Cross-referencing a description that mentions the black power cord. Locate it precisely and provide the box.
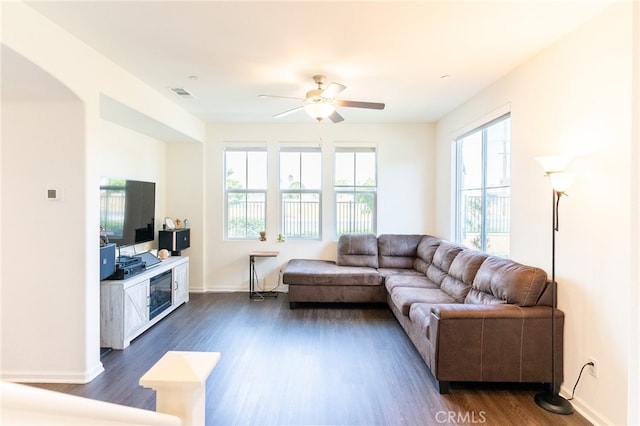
[568,361,595,401]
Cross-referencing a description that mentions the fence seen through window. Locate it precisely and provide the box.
[225,149,267,239]
[279,149,321,239]
[456,114,511,257]
[335,148,377,236]
[224,146,377,239]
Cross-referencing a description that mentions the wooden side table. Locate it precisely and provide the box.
[249,251,279,300]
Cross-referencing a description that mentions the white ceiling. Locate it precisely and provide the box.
[23,0,612,124]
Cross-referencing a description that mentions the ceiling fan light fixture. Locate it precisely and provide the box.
[262,74,384,123]
[303,98,335,120]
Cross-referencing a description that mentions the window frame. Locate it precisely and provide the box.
[223,147,268,240]
[278,147,322,240]
[334,147,377,236]
[454,113,511,256]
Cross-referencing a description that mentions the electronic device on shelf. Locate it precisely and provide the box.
[133,251,162,269]
[116,255,142,267]
[99,243,116,280]
[100,178,156,248]
[99,177,158,281]
[105,255,145,280]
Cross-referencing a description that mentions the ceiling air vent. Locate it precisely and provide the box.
[168,87,195,99]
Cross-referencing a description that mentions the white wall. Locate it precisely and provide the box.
[200,123,434,291]
[435,3,637,424]
[1,97,98,381]
[1,1,204,383]
[99,120,168,256]
[631,4,640,424]
[165,142,205,291]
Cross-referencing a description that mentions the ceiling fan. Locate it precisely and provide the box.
[259,75,385,123]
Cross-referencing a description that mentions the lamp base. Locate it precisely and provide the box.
[535,391,574,415]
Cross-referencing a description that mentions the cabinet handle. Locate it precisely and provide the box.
[174,281,178,291]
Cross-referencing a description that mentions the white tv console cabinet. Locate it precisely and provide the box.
[100,256,189,350]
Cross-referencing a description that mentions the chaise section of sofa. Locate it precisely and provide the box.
[283,259,384,308]
[283,234,386,308]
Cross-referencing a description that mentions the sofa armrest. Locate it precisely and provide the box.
[426,303,563,387]
[430,303,558,320]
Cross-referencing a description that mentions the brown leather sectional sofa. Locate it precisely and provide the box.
[281,233,563,393]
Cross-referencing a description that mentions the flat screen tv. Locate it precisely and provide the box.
[100,177,156,247]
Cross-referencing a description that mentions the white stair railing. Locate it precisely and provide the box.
[1,350,221,426]
[140,351,221,426]
[1,381,180,425]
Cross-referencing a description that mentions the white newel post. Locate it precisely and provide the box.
[139,351,221,426]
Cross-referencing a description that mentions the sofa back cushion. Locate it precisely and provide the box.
[465,256,548,306]
[440,249,488,302]
[337,234,379,268]
[425,241,464,287]
[377,234,424,269]
[413,235,442,275]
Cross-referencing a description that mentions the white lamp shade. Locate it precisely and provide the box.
[535,155,573,173]
[548,171,575,192]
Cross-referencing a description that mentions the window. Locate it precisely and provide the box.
[224,148,267,239]
[455,114,511,256]
[334,147,377,235]
[279,148,322,239]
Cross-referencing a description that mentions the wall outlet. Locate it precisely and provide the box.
[587,357,598,378]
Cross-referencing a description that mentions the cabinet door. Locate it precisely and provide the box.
[124,280,149,339]
[173,262,189,305]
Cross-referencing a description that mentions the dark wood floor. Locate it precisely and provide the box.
[31,293,590,425]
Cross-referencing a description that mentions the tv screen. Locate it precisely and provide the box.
[100,178,156,247]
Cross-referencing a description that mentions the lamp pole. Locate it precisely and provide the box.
[534,183,573,414]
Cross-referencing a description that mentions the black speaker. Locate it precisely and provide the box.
[159,228,190,255]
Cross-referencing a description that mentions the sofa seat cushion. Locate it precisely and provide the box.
[389,287,456,316]
[378,268,424,279]
[282,259,382,286]
[385,274,438,293]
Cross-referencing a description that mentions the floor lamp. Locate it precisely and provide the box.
[534,156,574,415]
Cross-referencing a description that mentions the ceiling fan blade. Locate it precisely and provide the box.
[321,82,346,99]
[273,106,304,118]
[336,100,385,110]
[328,110,344,123]
[259,94,304,101]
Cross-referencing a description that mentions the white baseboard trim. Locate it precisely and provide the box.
[192,284,288,293]
[559,386,611,425]
[1,362,105,384]
[189,286,244,293]
[568,398,612,426]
